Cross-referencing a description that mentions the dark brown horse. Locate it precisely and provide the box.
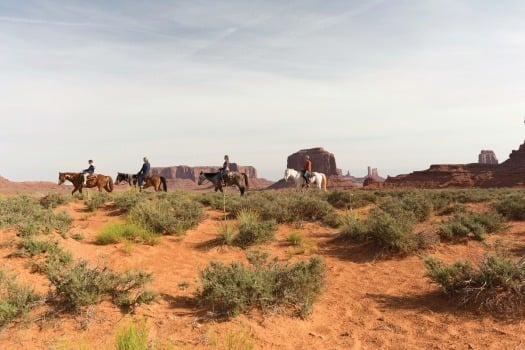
[198,171,249,196]
[115,172,167,192]
[58,172,114,195]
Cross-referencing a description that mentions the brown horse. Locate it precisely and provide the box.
[58,172,114,195]
[198,171,249,196]
[140,174,167,192]
[115,172,167,192]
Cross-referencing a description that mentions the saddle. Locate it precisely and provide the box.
[87,174,97,180]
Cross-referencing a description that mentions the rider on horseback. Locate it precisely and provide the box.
[302,155,312,188]
[137,157,150,189]
[219,155,230,185]
[82,160,95,186]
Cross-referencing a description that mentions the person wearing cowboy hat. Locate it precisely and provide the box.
[302,154,312,187]
[137,156,150,189]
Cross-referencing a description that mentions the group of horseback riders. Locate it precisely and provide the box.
[81,157,151,189]
[80,153,312,190]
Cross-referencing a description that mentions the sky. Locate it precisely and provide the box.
[1,0,525,182]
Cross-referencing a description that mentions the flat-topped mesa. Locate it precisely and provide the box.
[286,147,339,176]
[383,141,525,188]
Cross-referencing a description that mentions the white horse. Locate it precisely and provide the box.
[283,168,327,191]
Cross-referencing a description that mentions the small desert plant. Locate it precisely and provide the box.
[424,253,525,315]
[286,231,304,246]
[112,191,146,213]
[438,210,504,241]
[0,269,42,326]
[338,213,368,242]
[492,193,525,220]
[39,192,70,209]
[217,222,236,245]
[96,222,159,246]
[115,319,149,350]
[47,260,154,311]
[325,190,376,210]
[198,251,325,318]
[84,192,110,212]
[365,208,418,254]
[234,210,276,248]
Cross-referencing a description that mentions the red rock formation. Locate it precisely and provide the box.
[478,150,498,164]
[384,140,525,188]
[287,147,339,176]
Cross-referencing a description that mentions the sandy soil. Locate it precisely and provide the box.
[0,192,524,350]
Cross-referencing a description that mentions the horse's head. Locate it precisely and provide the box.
[115,172,125,184]
[283,168,292,182]
[197,171,205,185]
[58,173,71,185]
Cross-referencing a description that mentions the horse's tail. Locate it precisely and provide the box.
[106,176,114,192]
[161,176,167,192]
[243,173,249,189]
[322,174,327,191]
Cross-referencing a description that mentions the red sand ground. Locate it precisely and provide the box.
[0,187,524,349]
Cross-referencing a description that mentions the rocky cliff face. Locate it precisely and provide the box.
[381,141,525,188]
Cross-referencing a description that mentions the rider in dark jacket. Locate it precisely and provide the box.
[219,155,230,184]
[137,157,150,189]
[82,160,95,186]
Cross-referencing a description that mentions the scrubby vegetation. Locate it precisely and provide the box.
[199,251,325,318]
[425,252,525,316]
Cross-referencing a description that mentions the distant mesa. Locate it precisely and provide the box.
[381,143,525,188]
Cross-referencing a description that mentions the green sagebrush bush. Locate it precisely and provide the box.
[425,253,525,315]
[0,195,72,236]
[128,195,205,236]
[438,210,504,241]
[47,260,154,310]
[198,251,325,318]
[492,193,525,221]
[234,209,277,248]
[0,269,41,326]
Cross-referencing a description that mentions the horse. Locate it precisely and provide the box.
[198,171,249,196]
[115,172,135,186]
[58,172,114,195]
[283,168,327,191]
[115,172,167,192]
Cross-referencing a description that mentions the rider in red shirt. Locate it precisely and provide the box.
[302,155,312,187]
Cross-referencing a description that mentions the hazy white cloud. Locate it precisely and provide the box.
[1,0,525,181]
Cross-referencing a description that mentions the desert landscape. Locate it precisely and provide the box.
[0,164,525,350]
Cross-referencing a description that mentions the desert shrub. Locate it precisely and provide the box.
[47,260,153,311]
[378,193,432,223]
[54,211,73,235]
[338,213,368,242]
[492,193,525,220]
[196,191,237,212]
[14,238,73,273]
[234,210,276,248]
[217,222,236,245]
[84,192,110,212]
[365,208,418,254]
[112,191,147,213]
[438,210,504,241]
[96,222,159,245]
[425,253,525,315]
[115,319,149,350]
[325,190,376,210]
[286,231,304,246]
[0,269,42,326]
[39,192,70,209]
[0,195,72,236]
[198,251,325,318]
[128,197,204,236]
